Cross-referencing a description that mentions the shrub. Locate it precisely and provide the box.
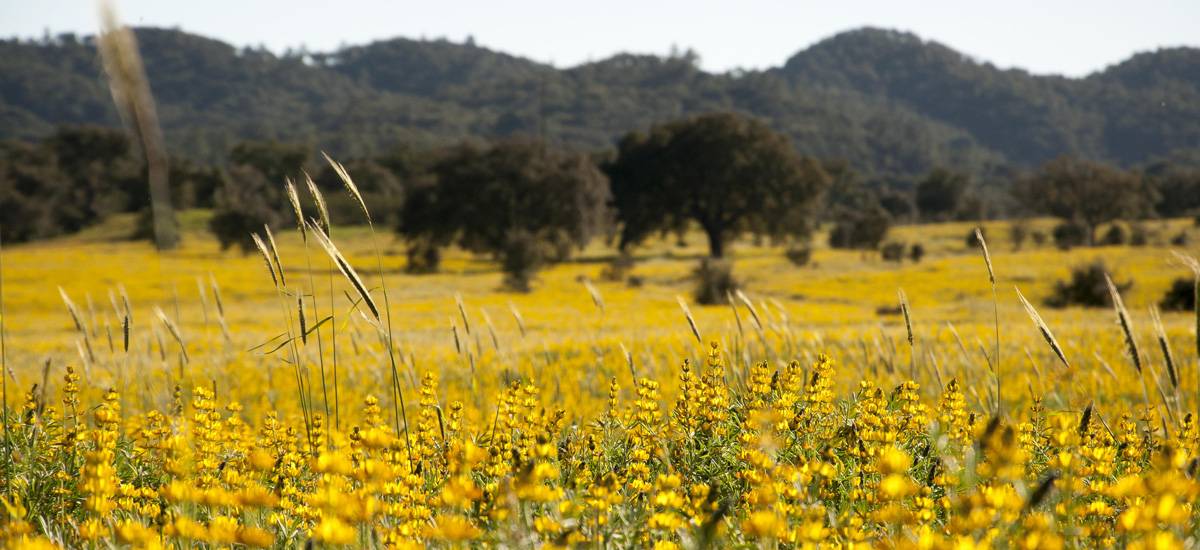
[602,252,636,281]
[1129,223,1150,247]
[1052,222,1088,250]
[1045,261,1131,308]
[784,246,812,267]
[1160,277,1196,311]
[208,167,285,253]
[828,205,891,250]
[1171,231,1190,246]
[1099,225,1127,246]
[405,238,442,274]
[1031,230,1047,247]
[1009,221,1028,251]
[965,227,986,249]
[501,230,545,292]
[881,242,906,263]
[693,258,738,305]
[909,243,926,263]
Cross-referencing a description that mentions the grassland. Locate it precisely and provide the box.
[0,213,1198,548]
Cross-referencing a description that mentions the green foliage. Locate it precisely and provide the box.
[915,167,967,221]
[829,203,892,250]
[1045,261,1130,308]
[208,165,285,253]
[693,258,738,305]
[606,112,828,258]
[1160,277,1195,312]
[1016,157,1153,244]
[398,139,610,288]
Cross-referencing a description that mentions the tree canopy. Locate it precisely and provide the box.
[605,112,829,258]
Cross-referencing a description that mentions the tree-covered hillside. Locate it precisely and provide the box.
[2,27,1198,181]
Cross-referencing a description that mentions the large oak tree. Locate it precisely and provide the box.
[605,112,828,258]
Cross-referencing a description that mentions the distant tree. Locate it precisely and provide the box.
[1015,157,1153,245]
[829,203,892,250]
[229,141,309,185]
[605,112,829,258]
[915,167,967,221]
[398,139,610,290]
[208,165,286,253]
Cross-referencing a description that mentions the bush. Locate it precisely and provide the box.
[693,258,738,305]
[1045,261,1131,308]
[965,227,988,249]
[1171,231,1190,246]
[1031,231,1047,247]
[828,205,891,250]
[1130,224,1150,247]
[909,243,926,263]
[1099,225,1127,246]
[881,242,906,263]
[602,252,636,281]
[1052,222,1088,250]
[1160,277,1196,311]
[405,238,442,274]
[1009,222,1028,251]
[784,246,812,267]
[501,230,545,292]
[208,166,285,253]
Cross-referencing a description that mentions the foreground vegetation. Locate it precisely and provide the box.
[0,210,1198,548]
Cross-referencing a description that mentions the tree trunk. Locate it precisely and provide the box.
[705,225,725,258]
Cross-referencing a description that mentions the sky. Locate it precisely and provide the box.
[1,0,1197,76]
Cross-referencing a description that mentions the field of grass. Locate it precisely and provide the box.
[1,212,1198,548]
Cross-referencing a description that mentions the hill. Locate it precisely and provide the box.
[2,27,1198,181]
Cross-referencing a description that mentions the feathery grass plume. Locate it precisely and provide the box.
[898,289,913,347]
[451,317,462,356]
[726,291,744,339]
[1150,306,1178,390]
[582,278,605,314]
[154,306,188,365]
[264,225,286,288]
[1104,273,1142,374]
[297,295,307,345]
[323,152,370,223]
[122,313,130,353]
[1079,402,1093,437]
[899,288,916,381]
[1023,471,1058,512]
[308,221,379,320]
[285,178,307,243]
[974,226,1002,414]
[58,287,85,334]
[735,289,764,330]
[0,229,7,455]
[481,309,500,352]
[97,1,178,250]
[303,171,332,235]
[196,277,210,327]
[455,293,472,336]
[1015,286,1070,369]
[251,233,279,290]
[619,341,636,379]
[508,302,527,339]
[676,295,703,345]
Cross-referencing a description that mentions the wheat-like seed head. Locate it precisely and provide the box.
[303,171,332,235]
[309,221,379,320]
[251,233,279,289]
[1015,286,1070,369]
[285,178,306,243]
[1104,273,1141,374]
[975,227,995,284]
[322,152,371,223]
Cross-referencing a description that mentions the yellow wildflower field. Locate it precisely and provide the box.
[0,214,1197,548]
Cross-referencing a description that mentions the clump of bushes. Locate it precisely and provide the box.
[881,242,906,263]
[909,243,925,263]
[1160,277,1196,311]
[1052,222,1088,250]
[828,205,891,251]
[1099,225,1127,246]
[1009,222,1028,251]
[694,258,738,305]
[602,252,636,281]
[1046,261,1130,308]
[784,246,812,267]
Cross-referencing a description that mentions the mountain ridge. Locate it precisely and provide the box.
[2,26,1197,181]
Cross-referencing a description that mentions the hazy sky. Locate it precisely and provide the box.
[2,0,1196,76]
